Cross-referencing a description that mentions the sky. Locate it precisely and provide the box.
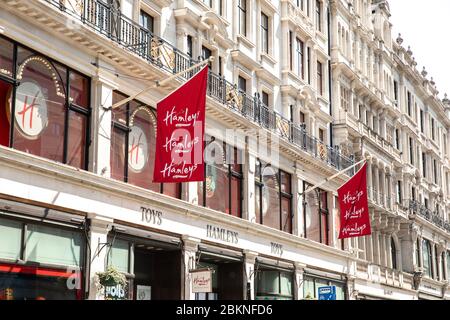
[388,0,450,99]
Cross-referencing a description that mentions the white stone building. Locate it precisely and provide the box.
[0,0,448,300]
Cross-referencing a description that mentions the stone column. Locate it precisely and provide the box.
[243,250,258,300]
[294,262,306,300]
[87,212,113,300]
[182,236,201,300]
[90,67,117,176]
[373,231,380,265]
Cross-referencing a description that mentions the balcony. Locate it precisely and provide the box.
[36,0,354,172]
[408,200,450,233]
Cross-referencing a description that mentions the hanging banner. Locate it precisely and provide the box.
[338,163,371,239]
[153,66,208,183]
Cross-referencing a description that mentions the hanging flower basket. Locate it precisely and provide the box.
[96,266,127,288]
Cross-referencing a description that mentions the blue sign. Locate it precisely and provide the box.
[318,286,336,300]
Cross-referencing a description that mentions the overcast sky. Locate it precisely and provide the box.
[388,0,450,99]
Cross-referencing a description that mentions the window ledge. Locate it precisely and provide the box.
[237,34,256,49]
[316,30,327,42]
[260,52,277,66]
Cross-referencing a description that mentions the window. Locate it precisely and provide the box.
[110,91,181,198]
[255,269,293,300]
[107,239,130,273]
[442,252,446,280]
[255,161,293,233]
[419,110,424,133]
[304,184,329,245]
[431,118,436,141]
[297,0,304,10]
[422,153,427,178]
[261,13,269,54]
[396,181,402,204]
[447,251,450,281]
[203,0,212,8]
[409,137,414,165]
[238,76,247,93]
[296,38,304,78]
[0,41,90,170]
[262,91,269,107]
[433,159,438,184]
[238,0,247,36]
[435,246,440,280]
[393,80,398,103]
[318,128,325,143]
[199,140,243,217]
[340,86,350,111]
[416,238,421,268]
[303,276,346,300]
[391,237,397,270]
[395,129,400,150]
[315,0,322,32]
[139,10,154,33]
[407,91,412,117]
[300,112,306,126]
[289,31,293,71]
[202,46,212,68]
[317,61,323,95]
[187,35,193,59]
[411,186,416,202]
[422,239,433,278]
[307,48,311,84]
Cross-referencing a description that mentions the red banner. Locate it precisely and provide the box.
[338,163,371,239]
[153,66,208,183]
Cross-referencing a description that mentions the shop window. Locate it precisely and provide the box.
[25,224,83,267]
[199,139,243,217]
[0,216,84,300]
[422,239,433,278]
[255,161,292,233]
[303,275,346,300]
[0,38,90,170]
[391,237,397,270]
[107,239,130,274]
[110,91,182,198]
[0,37,13,78]
[0,217,22,261]
[304,184,328,245]
[255,269,293,300]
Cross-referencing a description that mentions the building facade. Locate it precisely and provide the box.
[0,0,448,300]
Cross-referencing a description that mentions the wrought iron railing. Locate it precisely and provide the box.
[408,200,450,233]
[46,0,355,172]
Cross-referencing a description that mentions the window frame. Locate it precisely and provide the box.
[1,35,91,171]
[238,0,247,36]
[255,161,293,234]
[261,12,269,54]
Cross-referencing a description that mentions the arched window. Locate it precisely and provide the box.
[390,237,397,270]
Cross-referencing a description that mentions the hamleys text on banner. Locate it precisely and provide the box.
[338,163,372,239]
[153,66,208,183]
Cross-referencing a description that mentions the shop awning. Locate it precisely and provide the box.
[198,244,243,262]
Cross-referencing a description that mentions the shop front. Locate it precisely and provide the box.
[194,244,244,300]
[254,257,294,300]
[302,270,347,300]
[0,199,85,300]
[106,225,182,300]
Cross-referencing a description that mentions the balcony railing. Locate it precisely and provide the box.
[408,200,450,233]
[45,0,354,172]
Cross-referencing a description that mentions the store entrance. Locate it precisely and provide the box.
[133,242,181,300]
[195,252,244,300]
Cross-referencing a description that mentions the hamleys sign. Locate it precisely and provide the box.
[14,81,48,137]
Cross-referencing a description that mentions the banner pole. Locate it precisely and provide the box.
[300,156,370,196]
[107,57,212,111]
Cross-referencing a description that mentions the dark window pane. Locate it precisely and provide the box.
[281,196,291,233]
[0,80,12,147]
[69,72,89,109]
[67,111,87,169]
[280,171,291,194]
[110,126,126,182]
[231,176,241,217]
[0,37,13,78]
